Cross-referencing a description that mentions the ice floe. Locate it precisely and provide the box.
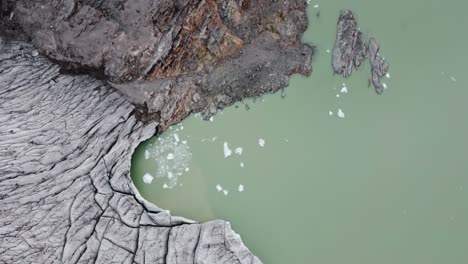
[235,147,243,155]
[145,130,192,189]
[142,173,154,184]
[223,142,232,158]
[337,108,345,118]
[258,138,265,147]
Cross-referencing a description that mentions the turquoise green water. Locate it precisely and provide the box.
[132,1,468,263]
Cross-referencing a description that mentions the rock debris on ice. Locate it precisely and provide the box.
[142,173,154,184]
[223,142,232,158]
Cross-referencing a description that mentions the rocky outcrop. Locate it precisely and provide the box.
[332,10,388,94]
[12,0,312,129]
[0,41,260,264]
[368,38,389,94]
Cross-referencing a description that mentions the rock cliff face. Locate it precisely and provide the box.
[0,41,261,264]
[13,0,313,129]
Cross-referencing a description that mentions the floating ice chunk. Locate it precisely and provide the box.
[144,150,150,160]
[386,73,391,78]
[182,140,187,144]
[163,184,168,189]
[337,108,345,118]
[167,172,173,179]
[223,190,229,196]
[240,162,245,168]
[238,185,244,192]
[258,138,265,147]
[185,167,190,172]
[180,126,184,130]
[313,4,319,8]
[235,147,243,155]
[223,142,232,158]
[326,49,330,53]
[336,94,340,98]
[216,184,223,192]
[329,111,333,116]
[167,153,174,160]
[174,134,180,142]
[209,116,214,122]
[382,83,387,89]
[340,86,348,94]
[450,76,457,82]
[142,173,154,184]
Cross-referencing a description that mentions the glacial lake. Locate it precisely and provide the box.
[132,0,468,263]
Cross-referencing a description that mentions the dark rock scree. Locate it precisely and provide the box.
[332,10,389,94]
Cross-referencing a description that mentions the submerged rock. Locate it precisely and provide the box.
[332,10,389,94]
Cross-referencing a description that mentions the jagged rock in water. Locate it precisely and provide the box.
[12,0,313,129]
[331,10,388,94]
[332,10,365,77]
[368,38,389,94]
[0,41,261,264]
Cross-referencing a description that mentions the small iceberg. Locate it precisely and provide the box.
[223,142,232,158]
[142,173,154,184]
[235,147,243,155]
[337,108,345,118]
[238,185,244,192]
[258,138,265,147]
